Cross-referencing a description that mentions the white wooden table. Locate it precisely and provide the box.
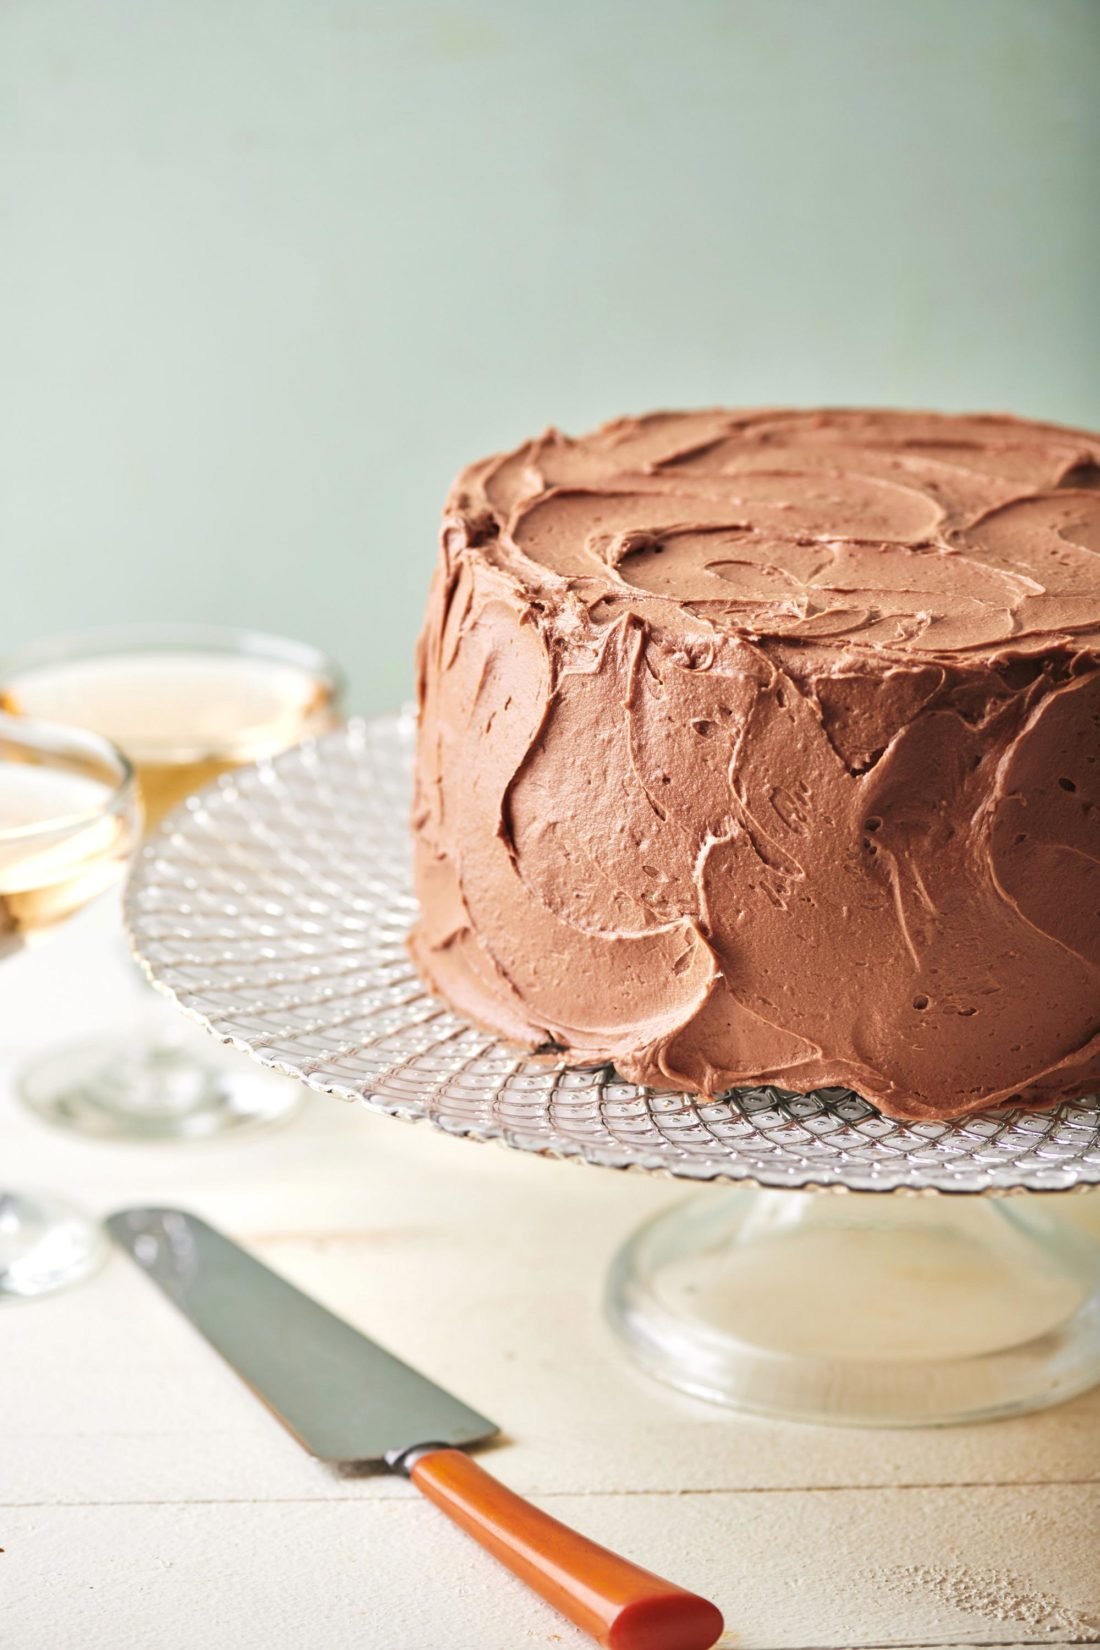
[4,898,1099,1650]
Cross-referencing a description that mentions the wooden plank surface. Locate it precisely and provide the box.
[2,901,1098,1648]
[5,1488,1099,1649]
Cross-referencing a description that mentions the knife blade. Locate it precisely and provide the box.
[109,1207,724,1650]
[106,1205,496,1462]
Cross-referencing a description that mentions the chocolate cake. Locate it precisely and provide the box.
[410,409,1100,1120]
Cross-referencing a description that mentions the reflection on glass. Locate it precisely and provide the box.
[0,626,344,1141]
[3,627,343,828]
[0,738,136,947]
[0,713,140,1297]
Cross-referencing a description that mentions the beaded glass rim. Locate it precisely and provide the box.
[124,712,1100,1195]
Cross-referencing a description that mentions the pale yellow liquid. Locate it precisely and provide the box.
[0,765,134,945]
[2,652,338,828]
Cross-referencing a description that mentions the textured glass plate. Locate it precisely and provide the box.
[125,713,1100,1195]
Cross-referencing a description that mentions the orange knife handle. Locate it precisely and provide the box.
[407,1447,723,1650]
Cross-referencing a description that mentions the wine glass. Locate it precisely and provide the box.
[0,624,345,1141]
[0,712,141,1296]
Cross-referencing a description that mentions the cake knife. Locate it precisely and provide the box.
[108,1207,724,1650]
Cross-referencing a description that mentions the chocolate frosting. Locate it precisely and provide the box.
[411,408,1100,1119]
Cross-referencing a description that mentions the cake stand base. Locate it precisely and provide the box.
[18,1020,302,1142]
[605,1188,1100,1426]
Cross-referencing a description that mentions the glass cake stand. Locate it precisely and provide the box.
[124,712,1100,1428]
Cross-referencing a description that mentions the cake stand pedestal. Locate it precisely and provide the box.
[607,1187,1100,1425]
[124,713,1100,1428]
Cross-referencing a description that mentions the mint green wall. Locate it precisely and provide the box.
[1,0,1097,712]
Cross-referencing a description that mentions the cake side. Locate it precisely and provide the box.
[410,408,1100,1120]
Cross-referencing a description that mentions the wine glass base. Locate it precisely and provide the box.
[0,1190,108,1299]
[605,1188,1100,1427]
[18,1034,303,1141]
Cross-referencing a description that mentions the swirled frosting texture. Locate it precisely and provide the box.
[411,408,1100,1119]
